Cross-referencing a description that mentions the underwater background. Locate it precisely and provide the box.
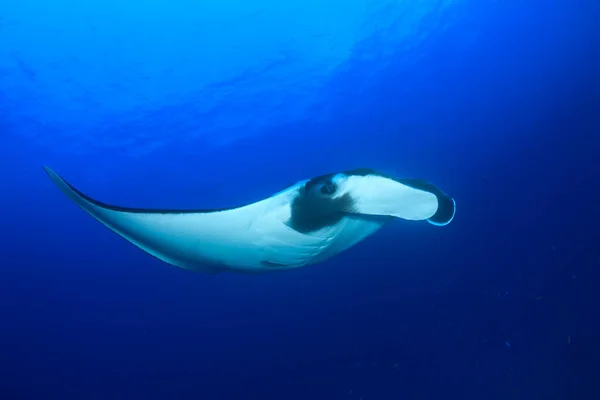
[1,0,599,399]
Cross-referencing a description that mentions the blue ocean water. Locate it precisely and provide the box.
[1,0,599,399]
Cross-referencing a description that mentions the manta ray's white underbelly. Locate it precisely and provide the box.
[124,205,386,273]
[44,166,386,273]
[250,214,387,272]
[94,206,385,274]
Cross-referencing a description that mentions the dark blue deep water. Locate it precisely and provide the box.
[1,1,599,399]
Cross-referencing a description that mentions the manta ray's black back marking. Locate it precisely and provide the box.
[287,173,355,234]
[287,168,391,234]
[46,167,396,222]
[44,167,240,215]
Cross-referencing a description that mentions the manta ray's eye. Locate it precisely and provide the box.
[321,181,336,195]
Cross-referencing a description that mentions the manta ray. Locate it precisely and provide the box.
[44,166,455,274]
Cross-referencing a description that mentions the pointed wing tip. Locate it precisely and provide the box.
[43,166,65,186]
[44,165,56,177]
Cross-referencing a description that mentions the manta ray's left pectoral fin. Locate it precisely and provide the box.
[43,166,229,271]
